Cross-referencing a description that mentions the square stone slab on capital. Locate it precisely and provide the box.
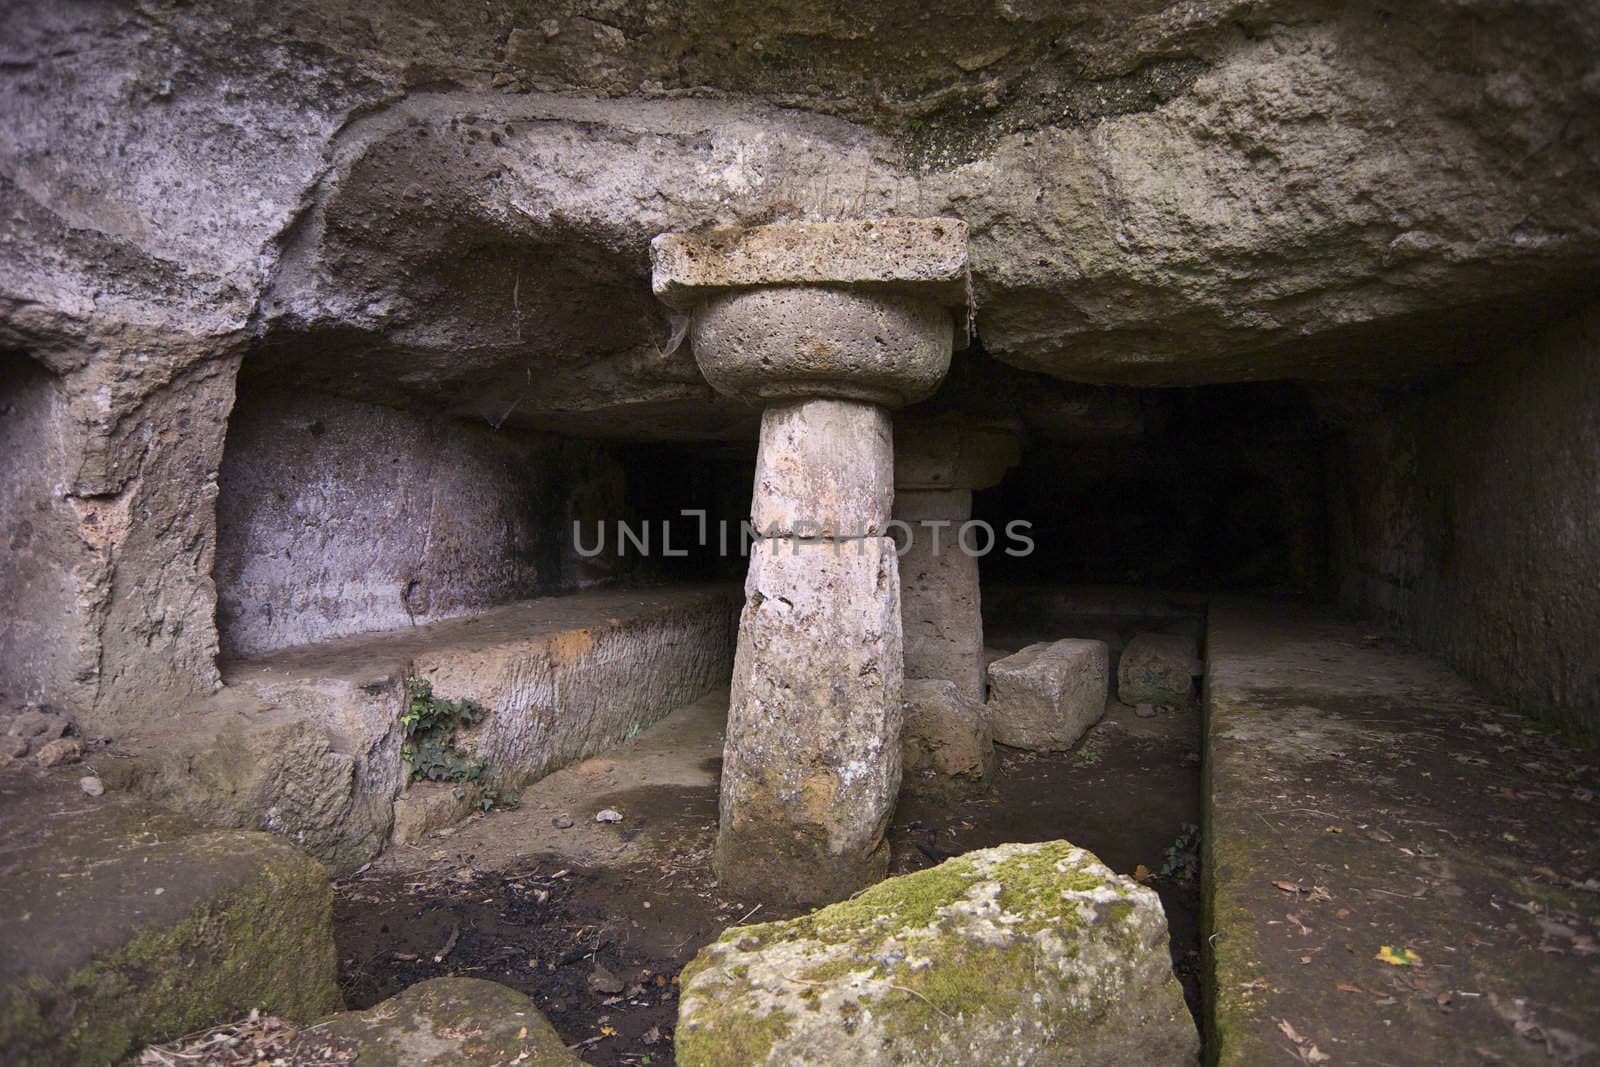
[650,218,972,311]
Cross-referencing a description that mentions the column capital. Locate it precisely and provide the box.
[651,218,970,408]
[894,416,1022,491]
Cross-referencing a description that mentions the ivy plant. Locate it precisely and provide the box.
[401,676,515,811]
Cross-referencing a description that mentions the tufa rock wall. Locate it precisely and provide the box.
[1332,300,1600,738]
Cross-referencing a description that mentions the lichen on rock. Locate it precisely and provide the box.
[677,840,1199,1066]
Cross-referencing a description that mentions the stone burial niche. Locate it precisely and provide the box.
[146,278,762,873]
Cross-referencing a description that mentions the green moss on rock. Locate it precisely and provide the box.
[677,840,1199,1066]
[0,783,341,1067]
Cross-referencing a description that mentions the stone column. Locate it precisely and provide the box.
[894,419,1021,702]
[652,219,970,904]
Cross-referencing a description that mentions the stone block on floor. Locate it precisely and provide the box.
[987,639,1109,750]
[307,977,578,1066]
[1117,633,1202,707]
[901,678,995,797]
[677,840,1198,1066]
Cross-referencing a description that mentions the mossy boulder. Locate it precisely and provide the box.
[676,840,1198,1066]
[306,978,579,1066]
[0,772,341,1066]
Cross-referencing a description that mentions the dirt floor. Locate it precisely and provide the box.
[334,616,1207,1065]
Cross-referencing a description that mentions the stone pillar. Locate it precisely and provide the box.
[652,219,970,904]
[894,420,1020,703]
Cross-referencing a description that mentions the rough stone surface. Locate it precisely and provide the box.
[6,709,71,742]
[901,679,995,798]
[1203,599,1600,1064]
[987,640,1109,751]
[0,348,238,731]
[8,1,1595,395]
[308,977,578,1066]
[689,285,954,408]
[1333,300,1600,739]
[0,773,341,1067]
[102,685,406,875]
[5,0,1598,733]
[751,398,893,538]
[216,387,630,658]
[32,736,81,767]
[896,489,985,701]
[652,218,972,312]
[717,538,903,904]
[103,586,738,872]
[895,418,1022,492]
[677,840,1198,1066]
[391,781,484,846]
[1117,633,1202,707]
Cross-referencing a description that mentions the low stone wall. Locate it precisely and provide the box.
[107,585,740,872]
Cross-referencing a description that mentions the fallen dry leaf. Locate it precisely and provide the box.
[1273,880,1305,894]
[1134,863,1153,881]
[1336,983,1364,993]
[1376,945,1422,966]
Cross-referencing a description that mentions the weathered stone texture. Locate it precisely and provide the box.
[1333,300,1600,738]
[716,537,904,904]
[678,840,1198,1066]
[308,977,578,1066]
[390,780,485,846]
[0,356,85,710]
[896,488,985,701]
[415,588,740,782]
[0,775,341,1067]
[2,0,1599,755]
[689,285,955,407]
[895,419,1022,492]
[751,398,893,538]
[1117,633,1202,707]
[216,387,629,658]
[988,639,1109,751]
[652,218,972,311]
[0,346,239,730]
[104,682,407,874]
[901,678,995,798]
[103,586,738,871]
